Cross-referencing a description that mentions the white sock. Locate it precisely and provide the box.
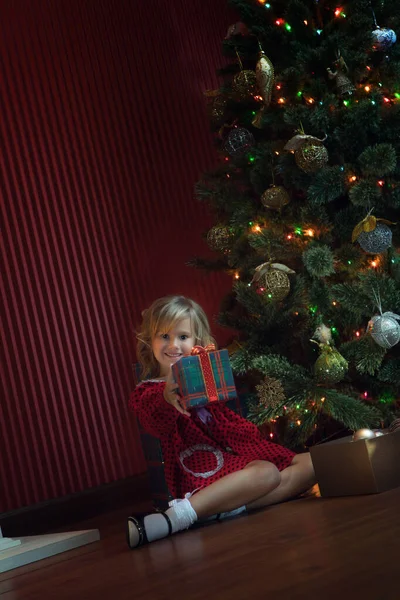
[129,497,198,545]
[166,497,198,533]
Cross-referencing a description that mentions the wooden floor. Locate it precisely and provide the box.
[1,487,399,600]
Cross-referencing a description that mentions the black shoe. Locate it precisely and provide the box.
[126,511,173,549]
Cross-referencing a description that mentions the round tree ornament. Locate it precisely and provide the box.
[261,185,290,210]
[295,141,329,174]
[312,324,348,384]
[224,127,255,158]
[368,312,400,349]
[252,262,295,302]
[372,27,397,51]
[207,225,234,253]
[233,70,257,100]
[352,214,394,254]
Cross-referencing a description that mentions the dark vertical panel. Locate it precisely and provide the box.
[0,0,232,512]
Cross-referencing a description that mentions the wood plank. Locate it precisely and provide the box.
[0,489,399,599]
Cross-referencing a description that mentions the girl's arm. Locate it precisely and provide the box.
[129,381,181,438]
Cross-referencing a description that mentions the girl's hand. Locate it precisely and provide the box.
[163,369,190,417]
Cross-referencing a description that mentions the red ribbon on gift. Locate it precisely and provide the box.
[190,345,218,402]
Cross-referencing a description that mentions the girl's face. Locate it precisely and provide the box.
[152,317,196,377]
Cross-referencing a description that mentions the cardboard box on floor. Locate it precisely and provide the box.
[310,431,400,497]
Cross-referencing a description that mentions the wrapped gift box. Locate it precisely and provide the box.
[310,431,400,497]
[171,347,237,409]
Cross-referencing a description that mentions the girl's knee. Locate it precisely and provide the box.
[292,453,316,481]
[247,461,281,490]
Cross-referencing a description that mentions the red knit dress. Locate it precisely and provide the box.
[130,381,296,498]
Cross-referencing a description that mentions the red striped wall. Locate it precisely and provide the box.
[0,0,232,512]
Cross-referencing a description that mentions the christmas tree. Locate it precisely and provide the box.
[192,0,400,449]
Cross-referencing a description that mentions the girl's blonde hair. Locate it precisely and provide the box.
[136,295,216,379]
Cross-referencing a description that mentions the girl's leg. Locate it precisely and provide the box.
[246,452,316,511]
[189,460,281,519]
[127,460,281,548]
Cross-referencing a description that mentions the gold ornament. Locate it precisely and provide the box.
[295,141,329,174]
[352,428,376,442]
[252,262,295,302]
[207,225,233,252]
[252,46,274,129]
[210,95,227,124]
[261,185,290,210]
[256,377,285,409]
[312,324,348,384]
[233,70,257,100]
[284,133,325,152]
[327,55,355,97]
[204,89,227,125]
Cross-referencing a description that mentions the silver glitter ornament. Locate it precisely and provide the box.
[369,312,400,349]
[372,28,397,51]
[357,223,392,254]
[224,127,255,158]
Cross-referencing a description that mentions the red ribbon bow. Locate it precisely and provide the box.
[190,344,216,356]
[190,345,218,402]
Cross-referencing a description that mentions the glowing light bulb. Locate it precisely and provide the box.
[234,273,240,279]
[378,180,384,187]
[355,331,360,337]
[364,85,371,92]
[305,228,315,237]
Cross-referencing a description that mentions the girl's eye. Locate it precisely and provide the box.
[180,335,188,340]
[161,334,169,340]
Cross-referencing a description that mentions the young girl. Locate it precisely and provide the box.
[128,295,316,549]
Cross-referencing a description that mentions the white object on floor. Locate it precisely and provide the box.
[0,529,100,573]
[0,526,22,552]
